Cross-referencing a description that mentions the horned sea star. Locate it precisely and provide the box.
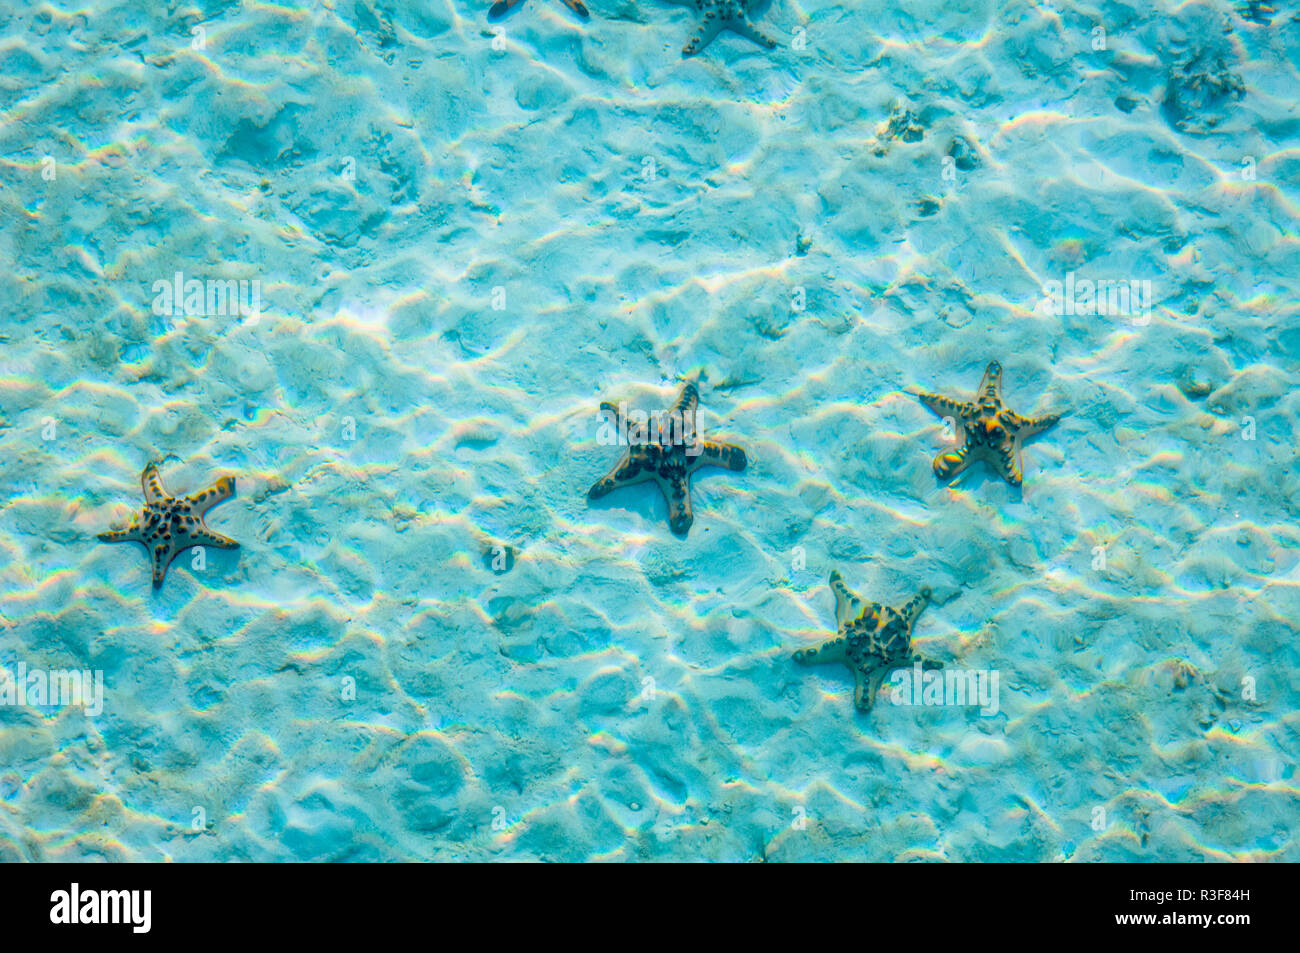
[917,361,1062,486]
[794,571,942,712]
[587,379,746,535]
[666,0,778,56]
[97,462,239,588]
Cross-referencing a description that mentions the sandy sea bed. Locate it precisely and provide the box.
[0,0,1298,860]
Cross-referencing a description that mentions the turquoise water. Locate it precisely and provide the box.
[1,0,1297,861]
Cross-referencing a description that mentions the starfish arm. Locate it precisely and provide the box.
[149,542,175,588]
[732,16,777,49]
[141,463,167,504]
[597,400,630,439]
[557,0,589,16]
[683,19,724,55]
[793,635,847,666]
[601,400,672,446]
[185,476,236,515]
[690,440,746,473]
[829,570,862,629]
[661,474,694,535]
[896,587,932,632]
[1009,410,1062,439]
[994,441,1023,486]
[932,446,974,481]
[669,380,699,419]
[488,0,524,19]
[666,411,698,448]
[978,361,1003,402]
[854,666,889,712]
[588,450,656,498]
[918,392,971,421]
[188,527,240,550]
[97,524,142,544]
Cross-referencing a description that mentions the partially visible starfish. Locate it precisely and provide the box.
[588,378,747,536]
[666,0,778,56]
[794,571,942,713]
[488,0,588,20]
[97,462,239,588]
[917,360,1063,486]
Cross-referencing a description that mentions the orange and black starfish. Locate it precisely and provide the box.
[794,571,943,713]
[97,462,239,588]
[917,361,1062,486]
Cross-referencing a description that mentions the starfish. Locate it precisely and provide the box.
[96,462,239,588]
[794,571,942,713]
[488,0,588,20]
[917,360,1062,486]
[666,0,778,56]
[587,378,746,536]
